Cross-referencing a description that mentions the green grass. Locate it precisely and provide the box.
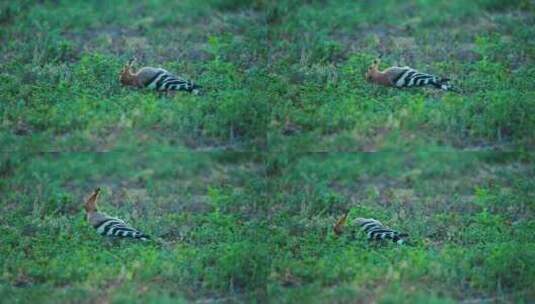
[1,0,535,303]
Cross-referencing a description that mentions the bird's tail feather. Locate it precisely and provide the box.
[431,77,461,92]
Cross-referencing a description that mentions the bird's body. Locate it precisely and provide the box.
[84,188,150,241]
[355,218,407,244]
[119,59,201,94]
[365,58,453,91]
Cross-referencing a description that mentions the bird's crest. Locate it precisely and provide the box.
[365,57,382,81]
[119,58,137,86]
[84,187,101,213]
[371,57,381,69]
[333,211,349,236]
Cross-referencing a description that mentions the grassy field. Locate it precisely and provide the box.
[1,0,535,303]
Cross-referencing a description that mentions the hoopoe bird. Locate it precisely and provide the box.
[119,58,201,95]
[365,58,453,91]
[84,188,150,241]
[355,218,408,245]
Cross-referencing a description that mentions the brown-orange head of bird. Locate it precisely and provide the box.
[118,58,137,86]
[333,211,349,236]
[84,187,101,213]
[365,58,382,82]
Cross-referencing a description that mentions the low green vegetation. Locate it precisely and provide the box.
[2,151,534,302]
[1,0,534,303]
[2,0,534,150]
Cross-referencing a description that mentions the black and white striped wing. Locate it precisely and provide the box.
[392,67,448,90]
[145,69,197,92]
[357,218,406,244]
[93,217,150,241]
